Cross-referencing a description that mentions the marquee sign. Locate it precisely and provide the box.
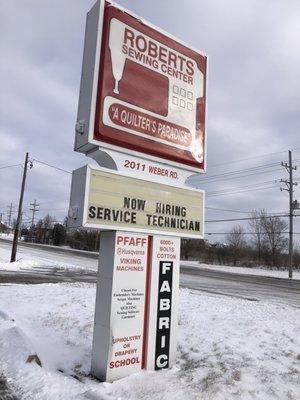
[68,165,205,239]
[75,0,207,172]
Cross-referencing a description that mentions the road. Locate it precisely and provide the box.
[0,239,299,307]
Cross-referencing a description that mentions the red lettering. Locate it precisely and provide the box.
[186,59,194,75]
[124,28,134,47]
[117,236,147,246]
[109,357,140,369]
[148,40,158,58]
[122,27,195,78]
[168,51,177,68]
[159,46,168,63]
[136,35,147,52]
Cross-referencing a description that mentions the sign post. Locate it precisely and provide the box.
[69,0,207,382]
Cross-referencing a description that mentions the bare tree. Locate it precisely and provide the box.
[35,214,56,244]
[261,215,288,267]
[181,239,194,260]
[225,225,246,266]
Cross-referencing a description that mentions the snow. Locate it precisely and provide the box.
[0,241,98,273]
[183,261,300,280]
[0,233,13,239]
[0,265,299,399]
[0,242,299,398]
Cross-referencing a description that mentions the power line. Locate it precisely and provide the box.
[0,163,23,170]
[190,166,278,184]
[207,181,275,194]
[32,159,72,174]
[205,214,290,223]
[191,161,281,181]
[207,185,279,197]
[194,168,284,185]
[208,148,300,169]
[189,160,300,185]
[205,232,300,235]
[206,180,278,195]
[205,206,251,214]
[205,206,289,215]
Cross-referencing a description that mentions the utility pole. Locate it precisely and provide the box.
[280,150,298,279]
[7,203,13,231]
[29,199,39,242]
[10,152,29,262]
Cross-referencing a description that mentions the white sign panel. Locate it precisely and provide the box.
[91,231,149,381]
[89,148,195,186]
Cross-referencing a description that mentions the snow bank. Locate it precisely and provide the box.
[0,283,299,400]
[0,243,97,274]
[0,233,13,240]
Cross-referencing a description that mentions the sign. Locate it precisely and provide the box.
[75,0,207,172]
[72,0,208,384]
[68,165,205,239]
[155,260,173,370]
[91,231,149,381]
[91,232,181,381]
[88,148,196,186]
[145,236,180,371]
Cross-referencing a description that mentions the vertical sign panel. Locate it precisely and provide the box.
[91,231,149,382]
[155,261,173,369]
[145,236,180,370]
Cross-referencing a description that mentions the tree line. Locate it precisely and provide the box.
[1,209,298,268]
[182,210,300,269]
[0,214,100,252]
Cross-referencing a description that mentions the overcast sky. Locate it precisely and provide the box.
[0,0,299,244]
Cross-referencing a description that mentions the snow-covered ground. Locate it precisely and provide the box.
[0,258,299,399]
[183,261,300,280]
[0,241,97,273]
